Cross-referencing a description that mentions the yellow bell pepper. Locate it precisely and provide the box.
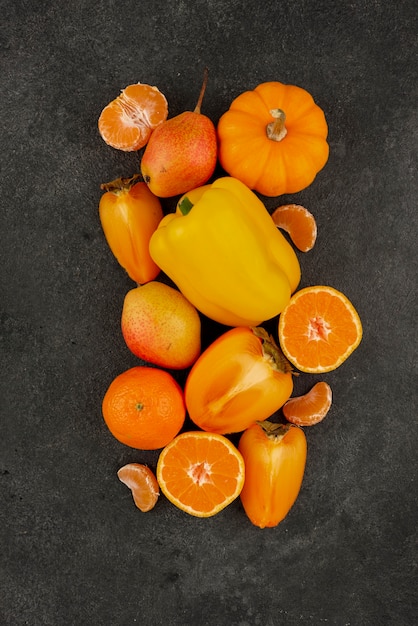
[149,177,301,327]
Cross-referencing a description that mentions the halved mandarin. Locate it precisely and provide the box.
[156,431,245,518]
[278,285,362,373]
[98,83,168,151]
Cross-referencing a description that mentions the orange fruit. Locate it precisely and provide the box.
[98,83,168,151]
[283,381,332,426]
[117,463,160,512]
[102,366,185,449]
[271,204,317,252]
[278,285,362,373]
[156,431,245,518]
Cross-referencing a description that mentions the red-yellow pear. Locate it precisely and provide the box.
[140,68,217,197]
[121,281,201,369]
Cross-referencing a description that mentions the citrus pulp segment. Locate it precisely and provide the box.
[283,381,333,426]
[278,285,362,373]
[98,83,168,151]
[117,463,160,512]
[156,431,245,517]
[271,204,317,252]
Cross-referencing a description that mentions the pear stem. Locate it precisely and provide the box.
[194,67,209,114]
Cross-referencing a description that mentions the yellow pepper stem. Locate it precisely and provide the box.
[266,109,287,142]
[178,196,194,215]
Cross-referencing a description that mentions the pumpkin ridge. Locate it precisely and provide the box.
[228,90,273,120]
[217,81,329,197]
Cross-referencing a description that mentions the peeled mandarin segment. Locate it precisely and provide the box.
[271,204,317,252]
[98,83,168,151]
[278,286,363,373]
[117,463,160,512]
[121,84,168,128]
[156,431,245,518]
[99,106,150,151]
[283,381,332,426]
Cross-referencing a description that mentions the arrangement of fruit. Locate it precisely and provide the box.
[97,69,363,528]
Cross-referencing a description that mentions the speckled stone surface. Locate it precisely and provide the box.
[1,1,417,624]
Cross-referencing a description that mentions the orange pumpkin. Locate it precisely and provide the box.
[217,82,329,197]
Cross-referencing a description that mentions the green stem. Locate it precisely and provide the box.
[178,196,194,215]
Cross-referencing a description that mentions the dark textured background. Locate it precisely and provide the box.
[1,1,417,624]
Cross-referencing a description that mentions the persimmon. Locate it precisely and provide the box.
[238,421,307,528]
[99,174,163,285]
[184,326,293,435]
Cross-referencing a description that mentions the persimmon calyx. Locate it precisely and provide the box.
[257,419,291,442]
[100,173,142,194]
[266,109,287,142]
[252,327,293,374]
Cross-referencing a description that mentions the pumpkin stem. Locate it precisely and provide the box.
[266,109,287,142]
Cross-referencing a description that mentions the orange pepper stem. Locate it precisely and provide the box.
[252,327,293,374]
[257,420,291,442]
[266,109,287,141]
[194,66,209,114]
[100,173,142,195]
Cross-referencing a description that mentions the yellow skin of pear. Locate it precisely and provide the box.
[121,281,202,370]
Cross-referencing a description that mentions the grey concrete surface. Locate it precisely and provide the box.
[1,1,417,624]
